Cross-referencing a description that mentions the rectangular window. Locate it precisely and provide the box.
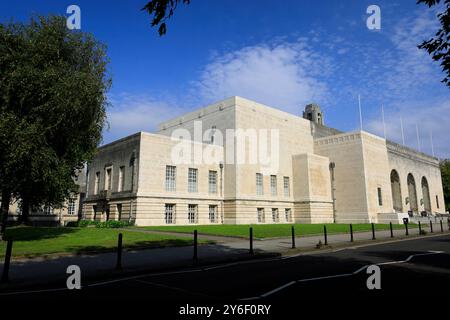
[188,204,198,224]
[209,205,217,223]
[377,187,383,206]
[68,198,76,215]
[117,204,122,221]
[283,177,290,197]
[94,172,100,195]
[257,208,265,223]
[436,195,439,209]
[209,171,217,194]
[271,175,277,196]
[165,204,175,224]
[86,170,90,196]
[188,168,198,193]
[285,208,292,222]
[118,166,125,192]
[165,166,176,191]
[105,167,112,190]
[272,208,279,222]
[43,206,53,215]
[256,173,264,195]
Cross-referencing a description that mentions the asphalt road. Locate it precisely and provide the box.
[1,234,449,314]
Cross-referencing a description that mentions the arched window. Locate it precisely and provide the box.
[407,173,418,214]
[421,177,431,213]
[390,170,402,212]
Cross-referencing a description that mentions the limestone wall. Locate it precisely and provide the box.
[387,141,445,214]
[314,132,370,223]
[292,153,334,223]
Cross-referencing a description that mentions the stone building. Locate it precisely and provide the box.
[5,170,86,226]
[83,96,446,225]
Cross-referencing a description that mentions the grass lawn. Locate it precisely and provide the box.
[141,223,416,239]
[0,226,202,258]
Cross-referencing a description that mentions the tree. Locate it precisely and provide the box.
[417,0,450,87]
[142,0,191,36]
[0,16,111,237]
[440,159,450,211]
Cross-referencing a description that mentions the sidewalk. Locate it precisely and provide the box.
[0,225,447,289]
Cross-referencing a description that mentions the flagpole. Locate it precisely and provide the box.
[430,130,435,157]
[400,116,405,146]
[381,104,386,139]
[416,124,421,151]
[358,95,363,131]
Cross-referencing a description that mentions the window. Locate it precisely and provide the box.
[165,204,175,224]
[209,171,217,194]
[94,172,100,195]
[272,208,279,222]
[285,208,292,222]
[436,195,440,209]
[43,206,53,215]
[117,204,122,220]
[256,173,264,195]
[188,204,198,224]
[270,175,277,196]
[68,198,76,215]
[283,177,290,197]
[165,166,176,191]
[105,167,112,190]
[257,208,265,223]
[377,187,383,206]
[15,201,22,215]
[118,166,125,192]
[210,125,217,144]
[209,205,217,223]
[188,168,198,192]
[86,170,90,196]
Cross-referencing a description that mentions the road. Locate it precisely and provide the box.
[1,234,449,313]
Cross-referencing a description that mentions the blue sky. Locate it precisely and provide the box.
[1,0,449,157]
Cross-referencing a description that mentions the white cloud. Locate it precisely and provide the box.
[366,99,450,158]
[191,41,331,113]
[103,93,185,143]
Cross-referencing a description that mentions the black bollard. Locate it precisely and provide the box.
[249,227,254,254]
[116,233,123,270]
[323,225,328,245]
[390,222,394,238]
[404,222,409,236]
[430,221,433,233]
[350,224,354,242]
[371,223,376,240]
[193,230,198,261]
[1,239,13,283]
[419,221,422,234]
[291,226,296,249]
[440,220,444,233]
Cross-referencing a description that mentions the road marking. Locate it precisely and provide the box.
[260,281,297,297]
[0,233,446,297]
[238,250,444,300]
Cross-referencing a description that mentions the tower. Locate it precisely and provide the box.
[303,103,324,125]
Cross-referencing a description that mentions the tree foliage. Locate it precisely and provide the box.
[0,16,111,228]
[440,159,450,211]
[417,0,450,87]
[142,0,191,36]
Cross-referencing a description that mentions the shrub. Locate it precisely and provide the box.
[95,220,134,228]
[66,220,134,228]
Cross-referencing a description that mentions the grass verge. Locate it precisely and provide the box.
[0,226,206,258]
[141,223,417,239]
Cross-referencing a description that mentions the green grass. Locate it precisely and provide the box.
[0,226,202,258]
[141,223,416,239]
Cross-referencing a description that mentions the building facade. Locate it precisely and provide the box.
[5,170,86,226]
[83,96,446,225]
